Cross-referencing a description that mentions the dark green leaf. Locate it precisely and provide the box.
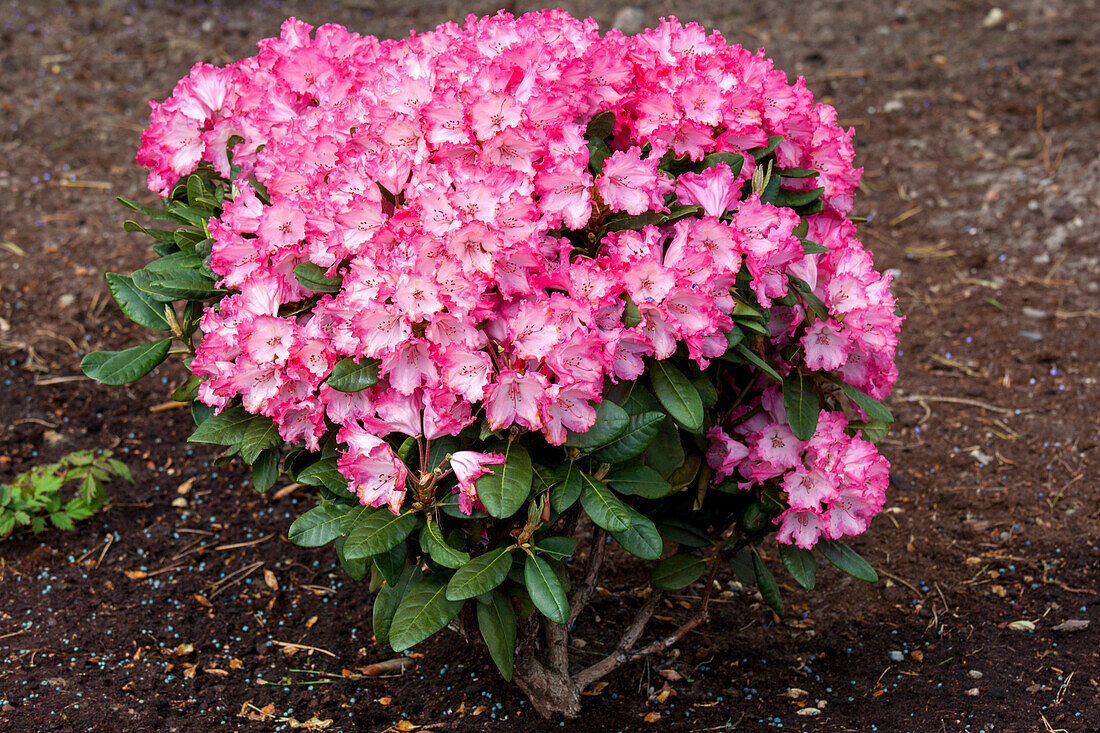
[335,535,371,581]
[644,417,685,478]
[296,456,350,494]
[831,379,894,424]
[773,187,825,208]
[790,276,829,319]
[343,509,419,560]
[549,462,582,513]
[610,507,663,560]
[649,359,704,433]
[534,536,577,559]
[651,553,706,590]
[655,518,712,547]
[389,574,462,652]
[730,343,782,383]
[80,339,171,385]
[579,472,630,532]
[287,502,347,547]
[131,267,220,302]
[373,541,408,586]
[752,548,785,615]
[585,110,616,139]
[798,239,830,255]
[748,135,783,161]
[591,411,665,463]
[293,262,343,293]
[446,547,513,601]
[251,448,279,493]
[326,357,380,392]
[780,168,819,179]
[606,465,673,499]
[690,372,718,408]
[188,406,252,446]
[524,555,569,625]
[783,371,821,441]
[477,590,517,680]
[819,539,878,582]
[586,136,612,175]
[117,196,180,222]
[565,399,629,450]
[421,520,470,569]
[240,415,280,464]
[476,441,533,519]
[699,152,745,176]
[779,544,816,591]
[105,273,171,330]
[373,564,422,646]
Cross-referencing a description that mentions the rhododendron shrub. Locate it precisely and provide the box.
[83,11,901,717]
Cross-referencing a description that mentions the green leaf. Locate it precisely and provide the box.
[293,262,343,293]
[779,544,817,591]
[790,276,829,319]
[798,239,830,255]
[296,456,349,494]
[730,343,783,383]
[524,555,569,625]
[831,379,895,424]
[699,151,745,176]
[240,415,280,464]
[446,547,513,601]
[49,511,74,530]
[564,400,629,450]
[389,575,464,652]
[819,539,878,582]
[773,187,825,208]
[105,273,171,330]
[606,465,674,499]
[477,591,517,680]
[654,518,712,547]
[651,553,706,590]
[752,548,784,616]
[579,472,630,532]
[339,504,373,534]
[287,502,347,547]
[649,359,704,433]
[80,339,171,385]
[548,462,582,513]
[586,136,612,175]
[188,406,254,447]
[610,507,663,560]
[591,411,665,464]
[585,110,616,139]
[326,357,380,392]
[251,448,279,493]
[644,417,685,478]
[334,535,371,581]
[108,459,132,483]
[372,542,408,586]
[534,536,577,559]
[748,134,783,161]
[372,564,422,645]
[783,371,821,441]
[343,509,419,560]
[691,372,718,408]
[117,196,180,222]
[779,168,820,179]
[421,520,470,570]
[476,441,532,519]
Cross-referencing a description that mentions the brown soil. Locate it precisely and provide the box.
[1,1,1097,731]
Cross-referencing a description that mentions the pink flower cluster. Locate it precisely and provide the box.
[707,387,889,548]
[136,11,900,533]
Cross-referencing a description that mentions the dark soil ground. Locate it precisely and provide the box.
[1,1,1098,731]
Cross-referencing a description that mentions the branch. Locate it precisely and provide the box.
[574,590,663,689]
[624,551,723,663]
[545,618,570,676]
[568,527,607,625]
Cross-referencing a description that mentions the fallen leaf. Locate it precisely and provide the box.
[581,681,609,696]
[175,643,194,656]
[377,697,392,706]
[657,668,682,681]
[782,687,809,699]
[472,706,488,716]
[193,594,212,608]
[655,686,672,704]
[182,663,197,679]
[177,478,194,495]
[395,721,419,731]
[1007,620,1035,631]
[306,616,318,628]
[362,657,414,676]
[204,667,229,677]
[643,712,662,723]
[124,570,147,580]
[261,704,276,716]
[264,569,279,590]
[230,658,243,669]
[1051,619,1089,633]
[796,707,821,717]
[910,650,924,662]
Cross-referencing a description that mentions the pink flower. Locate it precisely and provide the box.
[675,163,742,218]
[802,319,853,371]
[596,148,671,215]
[485,370,547,431]
[706,426,749,481]
[337,423,409,514]
[776,508,826,549]
[449,450,506,515]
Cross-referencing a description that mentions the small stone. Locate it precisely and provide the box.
[57,294,76,308]
[1051,203,1076,222]
[982,8,1005,28]
[888,650,905,662]
[1051,619,1089,633]
[1025,684,1045,693]
[965,687,980,696]
[612,7,647,36]
[1022,307,1048,319]
[171,497,189,508]
[883,99,905,114]
[968,670,983,679]
[1019,331,1043,341]
[43,430,65,446]
[796,707,821,717]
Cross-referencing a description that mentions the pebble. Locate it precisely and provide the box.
[796,708,821,717]
[888,650,905,662]
[171,497,188,508]
[982,8,1005,28]
[968,670,983,679]
[882,99,905,114]
[1021,307,1048,319]
[965,687,980,696]
[1019,331,1043,341]
[612,7,647,36]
